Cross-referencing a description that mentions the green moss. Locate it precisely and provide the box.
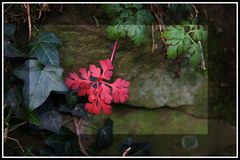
[109,105,208,134]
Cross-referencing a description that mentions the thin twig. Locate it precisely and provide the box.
[198,41,206,70]
[191,4,199,18]
[93,16,99,27]
[151,24,155,53]
[4,4,13,13]
[5,137,25,152]
[26,3,31,40]
[63,117,74,126]
[74,118,89,156]
[123,147,131,156]
[110,38,118,62]
[8,121,27,133]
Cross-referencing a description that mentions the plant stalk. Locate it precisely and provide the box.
[110,38,118,62]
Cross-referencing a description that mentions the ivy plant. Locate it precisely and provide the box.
[102,4,154,46]
[4,23,67,133]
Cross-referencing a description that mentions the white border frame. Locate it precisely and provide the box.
[2,1,238,158]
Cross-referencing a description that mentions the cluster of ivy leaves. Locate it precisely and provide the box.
[4,24,67,130]
[162,21,207,69]
[3,24,120,156]
[102,4,154,46]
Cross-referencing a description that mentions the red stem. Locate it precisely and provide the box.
[110,38,118,62]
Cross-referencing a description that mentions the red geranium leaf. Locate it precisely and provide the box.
[99,59,113,80]
[65,73,81,90]
[100,84,112,104]
[85,103,100,115]
[89,64,101,78]
[77,82,90,96]
[111,78,130,103]
[97,97,112,115]
[79,68,90,80]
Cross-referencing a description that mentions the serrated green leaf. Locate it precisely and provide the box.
[189,43,202,66]
[126,25,145,46]
[192,26,208,41]
[102,4,122,16]
[13,60,67,110]
[136,9,154,24]
[183,37,191,51]
[167,45,178,59]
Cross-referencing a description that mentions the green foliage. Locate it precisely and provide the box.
[14,60,67,110]
[38,110,62,133]
[59,103,88,118]
[162,24,207,69]
[103,4,154,46]
[4,24,24,57]
[40,127,81,155]
[168,4,193,13]
[95,118,113,149]
[29,32,61,66]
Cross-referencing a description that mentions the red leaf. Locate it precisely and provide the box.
[97,97,112,115]
[85,103,100,115]
[77,82,90,96]
[89,64,101,78]
[65,73,81,90]
[111,78,130,103]
[99,59,114,80]
[100,84,112,104]
[79,68,90,80]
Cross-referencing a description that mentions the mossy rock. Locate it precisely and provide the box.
[40,24,208,118]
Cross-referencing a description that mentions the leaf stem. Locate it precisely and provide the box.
[187,33,196,44]
[110,38,118,62]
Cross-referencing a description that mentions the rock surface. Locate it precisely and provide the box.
[40,24,208,110]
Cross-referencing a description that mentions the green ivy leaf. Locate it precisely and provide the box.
[38,110,62,133]
[4,24,16,41]
[5,88,22,109]
[4,24,25,58]
[29,32,61,66]
[95,119,113,149]
[41,127,80,155]
[4,41,24,57]
[13,60,67,110]
[71,104,87,118]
